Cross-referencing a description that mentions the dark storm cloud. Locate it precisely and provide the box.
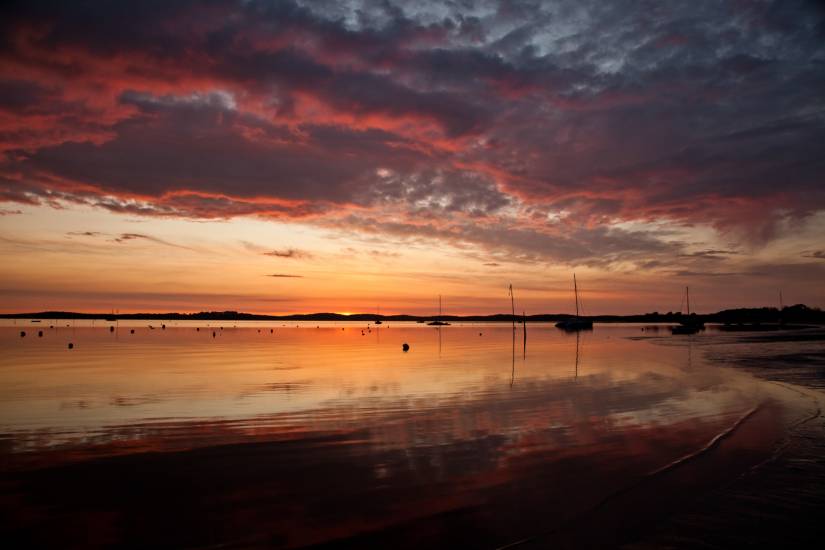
[1,0,824,266]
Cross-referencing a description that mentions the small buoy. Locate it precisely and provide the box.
[479,332,482,336]
[257,329,261,333]
[68,343,74,349]
[270,329,273,334]
[49,325,54,329]
[38,330,43,337]
[402,343,409,352]
[20,331,26,337]
[220,327,223,330]
[109,326,114,332]
[161,324,166,330]
[196,327,200,332]
[212,331,216,338]
[130,329,135,334]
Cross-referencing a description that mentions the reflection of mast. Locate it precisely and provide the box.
[687,335,692,370]
[510,326,516,387]
[575,331,580,379]
[523,311,527,359]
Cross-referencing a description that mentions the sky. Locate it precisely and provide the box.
[1,0,824,315]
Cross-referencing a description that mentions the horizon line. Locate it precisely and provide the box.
[0,303,818,320]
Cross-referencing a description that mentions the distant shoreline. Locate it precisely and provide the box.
[1,304,822,325]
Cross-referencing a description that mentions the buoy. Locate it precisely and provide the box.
[161,324,166,330]
[49,325,54,329]
[20,331,26,337]
[402,343,409,352]
[196,327,200,332]
[38,331,43,337]
[109,326,114,332]
[212,331,216,338]
[130,329,135,334]
[270,329,273,334]
[479,332,482,336]
[68,343,74,349]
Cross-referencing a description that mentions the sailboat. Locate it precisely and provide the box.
[427,295,450,326]
[671,286,704,334]
[555,274,593,331]
[374,305,382,325]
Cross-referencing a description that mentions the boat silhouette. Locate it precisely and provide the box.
[555,274,593,331]
[671,286,704,334]
[427,295,450,326]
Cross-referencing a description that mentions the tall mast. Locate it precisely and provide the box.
[439,295,442,319]
[574,273,579,317]
[509,284,515,330]
[779,290,783,310]
[686,286,690,315]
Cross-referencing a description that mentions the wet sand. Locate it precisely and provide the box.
[0,323,822,547]
[622,329,825,549]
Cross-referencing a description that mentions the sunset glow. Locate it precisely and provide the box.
[1,1,824,314]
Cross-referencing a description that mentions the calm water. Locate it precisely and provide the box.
[0,322,814,547]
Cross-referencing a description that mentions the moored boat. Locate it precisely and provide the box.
[555,274,593,331]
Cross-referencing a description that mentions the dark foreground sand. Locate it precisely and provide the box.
[622,330,825,549]
[507,329,825,549]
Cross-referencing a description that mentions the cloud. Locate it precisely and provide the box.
[112,233,196,251]
[802,250,825,260]
[266,273,303,278]
[0,0,824,268]
[263,248,313,259]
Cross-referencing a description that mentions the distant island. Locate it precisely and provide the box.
[2,304,823,325]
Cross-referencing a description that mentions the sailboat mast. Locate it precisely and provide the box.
[574,273,579,317]
[439,295,442,319]
[509,284,515,330]
[686,286,690,315]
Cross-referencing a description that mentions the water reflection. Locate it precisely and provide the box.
[0,322,803,548]
[576,330,581,379]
